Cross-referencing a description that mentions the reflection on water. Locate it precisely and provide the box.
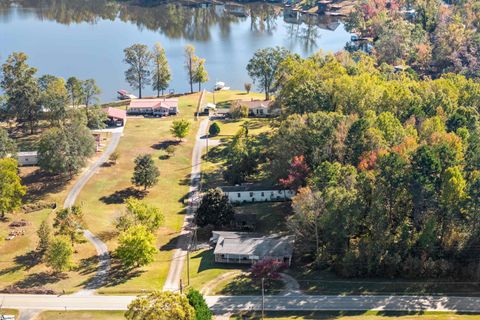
[0,0,351,100]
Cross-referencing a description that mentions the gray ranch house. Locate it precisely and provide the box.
[211,231,294,266]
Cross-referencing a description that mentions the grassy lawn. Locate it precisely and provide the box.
[0,206,98,293]
[38,310,125,320]
[288,268,480,297]
[0,134,112,293]
[231,311,480,320]
[73,91,265,294]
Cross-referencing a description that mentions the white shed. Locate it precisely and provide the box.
[17,151,38,166]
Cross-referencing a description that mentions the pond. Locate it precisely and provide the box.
[0,0,351,101]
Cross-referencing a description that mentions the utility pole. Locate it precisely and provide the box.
[186,247,190,287]
[261,277,265,320]
[180,279,183,294]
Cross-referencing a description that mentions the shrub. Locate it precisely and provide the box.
[187,289,213,320]
[208,122,220,136]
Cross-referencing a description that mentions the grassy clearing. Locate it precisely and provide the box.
[231,311,480,320]
[288,268,480,297]
[75,91,264,294]
[38,310,125,320]
[0,133,112,293]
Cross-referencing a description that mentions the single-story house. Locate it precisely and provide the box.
[237,100,278,117]
[220,184,295,204]
[212,231,294,266]
[103,107,126,126]
[17,151,38,166]
[127,98,179,117]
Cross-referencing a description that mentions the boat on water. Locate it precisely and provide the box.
[117,90,137,100]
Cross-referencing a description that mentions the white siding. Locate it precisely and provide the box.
[225,189,295,204]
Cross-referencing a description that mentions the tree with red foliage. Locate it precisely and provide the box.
[279,155,310,191]
[250,259,287,287]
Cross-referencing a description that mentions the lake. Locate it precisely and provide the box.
[0,0,351,102]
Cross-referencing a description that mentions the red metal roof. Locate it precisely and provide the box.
[104,107,127,120]
[129,98,178,110]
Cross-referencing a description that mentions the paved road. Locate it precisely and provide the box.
[3,294,480,313]
[163,118,210,291]
[63,131,122,294]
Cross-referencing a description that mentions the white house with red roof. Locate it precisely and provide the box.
[127,98,179,117]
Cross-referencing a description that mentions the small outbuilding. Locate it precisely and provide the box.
[220,184,295,204]
[103,107,127,127]
[17,151,38,166]
[211,231,294,266]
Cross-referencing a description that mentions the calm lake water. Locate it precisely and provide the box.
[0,0,351,102]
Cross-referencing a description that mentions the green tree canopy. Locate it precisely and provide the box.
[115,225,157,268]
[37,123,95,176]
[131,154,160,190]
[0,128,16,158]
[152,42,171,97]
[246,47,290,100]
[116,197,164,232]
[195,188,234,228]
[0,158,26,219]
[171,119,191,141]
[126,291,195,320]
[124,44,152,98]
[45,236,73,273]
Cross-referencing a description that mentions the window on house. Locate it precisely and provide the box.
[261,192,264,197]
[238,193,241,198]
[250,192,254,197]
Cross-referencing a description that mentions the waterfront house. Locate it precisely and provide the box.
[127,98,179,117]
[237,100,278,117]
[220,184,295,204]
[211,231,294,266]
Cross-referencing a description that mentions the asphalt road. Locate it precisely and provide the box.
[2,294,480,313]
[163,118,210,291]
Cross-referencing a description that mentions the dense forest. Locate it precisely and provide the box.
[346,0,480,77]
[225,49,480,279]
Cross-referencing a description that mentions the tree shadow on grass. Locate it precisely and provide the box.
[21,169,70,203]
[151,140,180,150]
[103,261,145,287]
[14,250,41,271]
[96,230,119,242]
[76,255,99,277]
[99,187,147,204]
[159,234,186,251]
[13,271,67,289]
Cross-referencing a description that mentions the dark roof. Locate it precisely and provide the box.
[220,184,287,192]
[234,212,258,223]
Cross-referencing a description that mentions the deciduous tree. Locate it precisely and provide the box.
[171,119,191,141]
[152,42,171,97]
[45,237,73,273]
[195,188,234,228]
[126,291,195,320]
[116,225,157,268]
[131,154,160,190]
[124,44,152,98]
[0,158,26,219]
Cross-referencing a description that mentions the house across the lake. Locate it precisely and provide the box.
[17,151,38,166]
[103,107,126,127]
[211,231,294,266]
[127,98,179,117]
[220,184,295,204]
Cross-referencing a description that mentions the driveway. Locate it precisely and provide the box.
[163,118,210,291]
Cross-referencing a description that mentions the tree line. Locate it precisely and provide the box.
[123,42,208,98]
